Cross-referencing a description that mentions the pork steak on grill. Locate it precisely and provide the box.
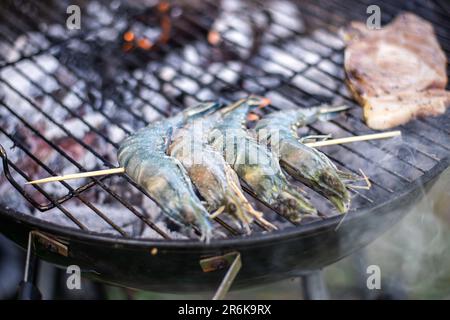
[343,13,450,130]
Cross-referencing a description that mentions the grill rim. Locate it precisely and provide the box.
[1,155,448,249]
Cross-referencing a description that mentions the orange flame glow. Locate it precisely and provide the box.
[158,1,170,13]
[208,30,221,46]
[258,97,271,108]
[247,113,260,121]
[123,31,135,42]
[137,38,153,50]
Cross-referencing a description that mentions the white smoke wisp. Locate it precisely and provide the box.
[366,167,450,298]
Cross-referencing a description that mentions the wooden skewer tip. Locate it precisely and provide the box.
[26,167,125,185]
[305,130,401,148]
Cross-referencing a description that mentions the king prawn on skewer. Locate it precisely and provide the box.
[208,97,317,222]
[117,102,222,242]
[254,105,359,213]
[168,102,276,233]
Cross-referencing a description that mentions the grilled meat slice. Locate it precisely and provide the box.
[344,13,450,130]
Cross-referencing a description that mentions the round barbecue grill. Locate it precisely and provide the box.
[0,0,449,297]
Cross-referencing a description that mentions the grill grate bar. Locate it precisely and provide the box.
[0,127,128,236]
[0,144,87,231]
[421,116,450,136]
[0,90,170,239]
[432,0,450,16]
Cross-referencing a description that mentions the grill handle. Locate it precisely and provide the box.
[0,144,99,212]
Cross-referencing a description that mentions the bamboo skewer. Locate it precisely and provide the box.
[26,131,401,185]
[304,130,401,148]
[25,167,125,185]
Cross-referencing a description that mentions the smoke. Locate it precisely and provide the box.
[329,167,450,299]
[365,168,450,298]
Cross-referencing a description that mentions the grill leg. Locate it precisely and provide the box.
[301,270,329,300]
[200,252,242,300]
[18,232,42,300]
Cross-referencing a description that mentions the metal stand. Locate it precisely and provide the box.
[17,231,68,300]
[200,252,242,300]
[301,270,329,300]
[18,232,42,300]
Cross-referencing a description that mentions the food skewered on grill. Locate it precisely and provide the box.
[117,102,223,241]
[24,94,380,240]
[343,12,450,130]
[208,97,318,222]
[22,76,416,240]
[255,105,357,213]
[119,96,341,240]
[168,98,276,234]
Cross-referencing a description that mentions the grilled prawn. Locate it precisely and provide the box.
[117,103,221,241]
[168,103,274,232]
[255,105,353,213]
[209,97,317,222]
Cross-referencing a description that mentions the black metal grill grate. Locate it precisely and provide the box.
[0,0,449,241]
